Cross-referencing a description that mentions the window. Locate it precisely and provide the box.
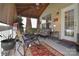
[65,9,74,37]
[31,18,37,28]
[41,20,46,24]
[41,20,46,29]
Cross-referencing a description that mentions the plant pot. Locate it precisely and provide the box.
[1,39,16,50]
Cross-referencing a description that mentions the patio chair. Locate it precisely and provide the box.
[22,33,40,48]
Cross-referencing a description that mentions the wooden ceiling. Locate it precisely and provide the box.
[15,3,49,18]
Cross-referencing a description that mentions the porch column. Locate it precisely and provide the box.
[26,17,32,32]
[46,19,50,29]
[37,18,40,32]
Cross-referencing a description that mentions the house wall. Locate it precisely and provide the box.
[40,3,72,39]
[77,4,79,43]
[40,3,72,32]
[0,4,17,25]
[40,3,79,42]
[78,4,79,33]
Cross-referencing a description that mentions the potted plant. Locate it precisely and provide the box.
[17,16,24,34]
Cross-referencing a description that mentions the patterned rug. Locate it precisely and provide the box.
[26,42,64,56]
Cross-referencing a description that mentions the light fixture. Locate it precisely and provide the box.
[36,3,39,6]
[36,3,40,9]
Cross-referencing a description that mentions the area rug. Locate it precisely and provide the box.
[26,42,64,56]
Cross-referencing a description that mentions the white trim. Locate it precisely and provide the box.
[61,4,78,42]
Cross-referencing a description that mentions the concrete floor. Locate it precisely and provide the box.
[1,37,79,56]
[39,37,79,56]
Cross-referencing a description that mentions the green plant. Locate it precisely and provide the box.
[17,16,24,34]
[28,28,37,35]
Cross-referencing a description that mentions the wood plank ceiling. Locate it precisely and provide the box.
[15,3,49,18]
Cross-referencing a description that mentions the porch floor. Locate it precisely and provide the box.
[1,37,79,56]
[39,37,79,56]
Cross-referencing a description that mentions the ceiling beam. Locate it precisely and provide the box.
[39,4,49,17]
[19,13,38,18]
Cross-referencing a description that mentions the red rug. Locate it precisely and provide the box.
[30,44,55,56]
[29,43,64,56]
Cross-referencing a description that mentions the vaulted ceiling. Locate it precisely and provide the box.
[15,3,49,18]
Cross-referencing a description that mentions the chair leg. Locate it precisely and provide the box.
[27,44,29,48]
[36,36,40,44]
[23,45,26,56]
[37,39,40,44]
